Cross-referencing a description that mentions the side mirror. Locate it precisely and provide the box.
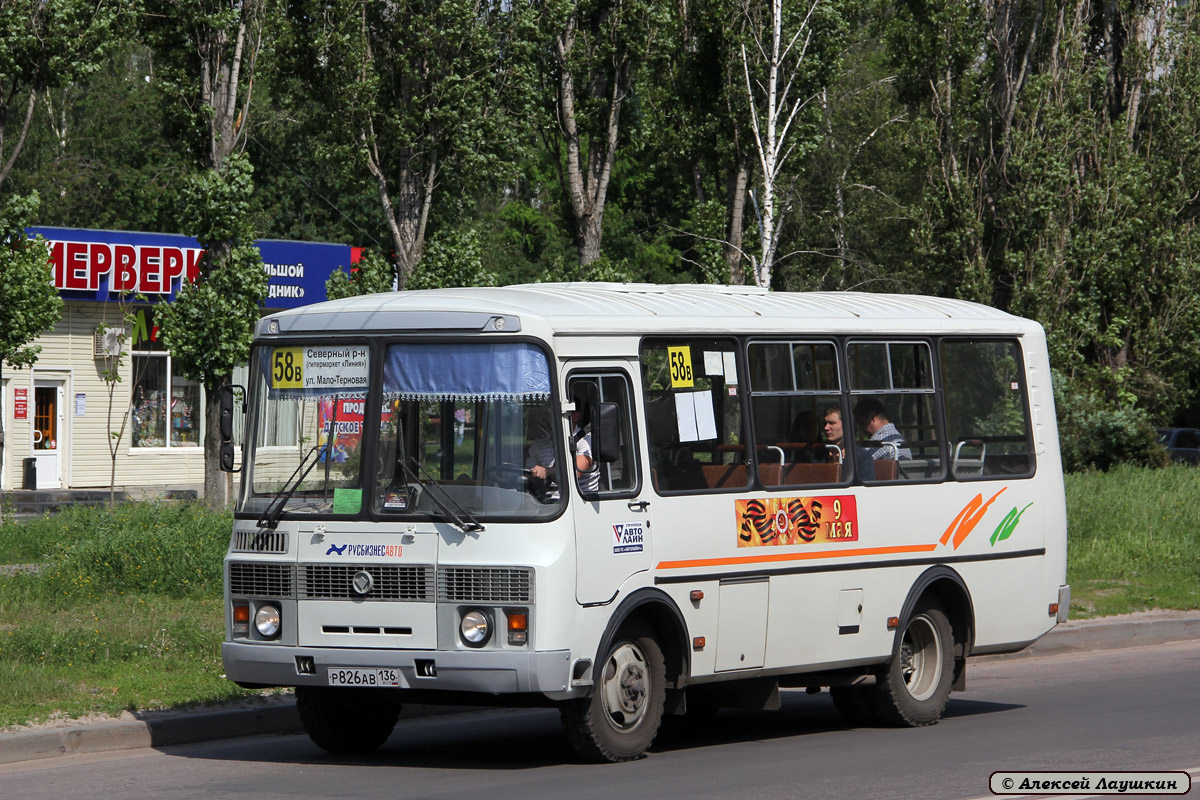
[221,441,237,472]
[219,384,244,473]
[220,385,236,442]
[593,401,620,464]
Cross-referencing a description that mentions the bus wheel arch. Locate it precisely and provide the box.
[560,589,689,762]
[595,588,691,697]
[872,567,975,727]
[897,566,975,685]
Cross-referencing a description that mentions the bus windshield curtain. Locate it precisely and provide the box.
[384,342,551,402]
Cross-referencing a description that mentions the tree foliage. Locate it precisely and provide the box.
[0,0,129,193]
[9,0,1200,469]
[0,192,64,520]
[157,153,268,394]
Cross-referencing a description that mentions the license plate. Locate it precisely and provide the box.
[327,668,400,687]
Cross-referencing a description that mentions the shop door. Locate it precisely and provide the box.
[33,381,64,489]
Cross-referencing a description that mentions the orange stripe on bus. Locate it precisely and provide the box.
[656,543,939,571]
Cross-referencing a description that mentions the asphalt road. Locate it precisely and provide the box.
[1,639,1197,800]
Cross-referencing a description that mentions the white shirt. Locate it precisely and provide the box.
[573,427,600,493]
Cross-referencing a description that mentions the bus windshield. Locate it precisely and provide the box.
[240,344,372,519]
[239,341,563,522]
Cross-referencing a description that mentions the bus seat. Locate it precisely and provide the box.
[874,459,897,481]
[701,463,748,489]
[952,440,987,477]
[782,462,840,485]
[757,463,784,486]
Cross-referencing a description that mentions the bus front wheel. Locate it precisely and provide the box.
[872,601,954,727]
[296,686,400,754]
[561,625,666,762]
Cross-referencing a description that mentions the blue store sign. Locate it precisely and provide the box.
[26,226,360,310]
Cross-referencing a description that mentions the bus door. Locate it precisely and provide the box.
[567,369,653,605]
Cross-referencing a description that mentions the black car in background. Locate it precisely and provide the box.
[1157,428,1200,464]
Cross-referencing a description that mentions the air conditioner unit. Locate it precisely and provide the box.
[93,326,128,358]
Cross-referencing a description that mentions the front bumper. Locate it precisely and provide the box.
[223,642,572,695]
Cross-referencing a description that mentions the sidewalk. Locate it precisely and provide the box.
[2,610,1198,765]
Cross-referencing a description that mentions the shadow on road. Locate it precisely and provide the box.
[167,690,1024,770]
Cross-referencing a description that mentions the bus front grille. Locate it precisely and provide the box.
[231,530,288,554]
[299,564,435,601]
[438,567,533,603]
[229,562,294,597]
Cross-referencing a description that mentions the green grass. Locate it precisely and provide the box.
[0,467,1197,728]
[1065,464,1200,618]
[0,502,260,729]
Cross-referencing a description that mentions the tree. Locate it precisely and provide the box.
[281,0,533,289]
[8,44,190,233]
[408,227,499,290]
[0,0,127,195]
[156,155,268,508]
[739,0,847,288]
[0,193,63,519]
[144,1,271,508]
[540,0,672,266]
[325,249,394,300]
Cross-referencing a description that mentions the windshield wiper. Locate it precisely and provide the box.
[258,397,341,529]
[257,441,328,529]
[391,413,483,534]
[395,456,485,534]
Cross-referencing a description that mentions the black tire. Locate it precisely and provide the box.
[872,600,955,727]
[829,685,878,726]
[560,624,666,762]
[296,686,401,754]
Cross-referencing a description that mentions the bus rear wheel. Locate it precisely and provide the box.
[296,686,401,754]
[561,625,666,762]
[873,600,954,727]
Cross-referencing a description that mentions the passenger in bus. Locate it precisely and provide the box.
[571,388,601,493]
[822,406,875,481]
[853,397,913,460]
[788,410,824,462]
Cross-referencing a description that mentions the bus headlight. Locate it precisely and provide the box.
[254,604,282,638]
[460,609,491,647]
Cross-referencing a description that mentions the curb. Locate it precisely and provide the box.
[979,610,1200,660]
[3,611,1198,766]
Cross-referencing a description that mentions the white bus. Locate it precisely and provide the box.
[220,284,1069,762]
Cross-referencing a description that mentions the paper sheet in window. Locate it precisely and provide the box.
[704,351,724,377]
[723,351,738,385]
[693,390,718,440]
[675,390,717,443]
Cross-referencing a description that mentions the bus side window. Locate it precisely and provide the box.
[567,373,640,496]
[848,341,944,482]
[940,339,1036,478]
[747,340,843,488]
[639,339,747,494]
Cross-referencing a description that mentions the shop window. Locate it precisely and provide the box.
[131,354,201,449]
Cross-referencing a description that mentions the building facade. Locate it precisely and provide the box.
[0,227,360,494]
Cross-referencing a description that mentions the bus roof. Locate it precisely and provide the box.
[259,283,1040,338]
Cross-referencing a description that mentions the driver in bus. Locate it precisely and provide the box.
[526,406,560,502]
[570,387,601,493]
[823,405,875,481]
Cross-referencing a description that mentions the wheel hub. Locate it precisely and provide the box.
[602,643,650,730]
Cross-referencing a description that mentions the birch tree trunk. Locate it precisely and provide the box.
[741,0,821,288]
